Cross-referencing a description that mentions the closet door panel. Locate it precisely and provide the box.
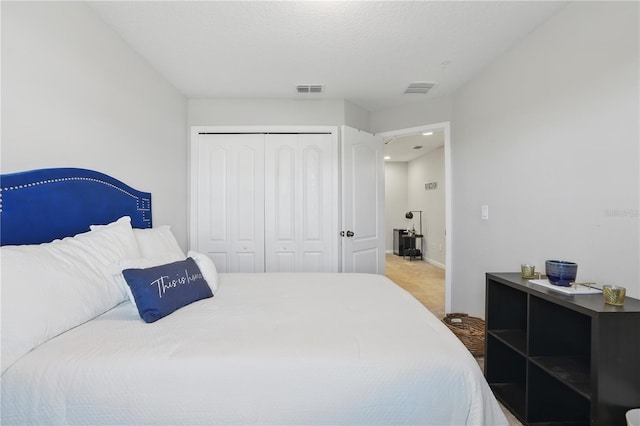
[265,133,335,272]
[203,145,227,243]
[275,252,295,272]
[299,135,334,272]
[195,139,230,269]
[303,252,323,272]
[265,135,296,271]
[210,253,228,273]
[237,252,259,273]
[235,144,263,246]
[302,146,322,241]
[195,134,264,273]
[275,145,295,242]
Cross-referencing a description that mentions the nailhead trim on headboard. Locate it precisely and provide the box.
[2,177,138,198]
[0,177,151,222]
[0,168,152,245]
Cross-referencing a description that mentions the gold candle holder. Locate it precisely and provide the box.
[602,285,626,306]
[521,264,536,279]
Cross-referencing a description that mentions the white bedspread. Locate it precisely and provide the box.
[1,273,507,425]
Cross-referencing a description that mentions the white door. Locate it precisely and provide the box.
[341,126,385,274]
[264,133,337,272]
[192,134,265,273]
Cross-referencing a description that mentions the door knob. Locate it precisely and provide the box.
[346,230,354,237]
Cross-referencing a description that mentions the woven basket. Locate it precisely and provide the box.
[442,313,485,357]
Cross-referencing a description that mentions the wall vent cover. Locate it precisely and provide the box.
[412,145,423,150]
[404,81,436,94]
[297,84,324,94]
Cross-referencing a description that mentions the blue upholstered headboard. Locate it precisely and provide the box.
[0,168,151,246]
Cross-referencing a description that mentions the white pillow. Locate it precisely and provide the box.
[133,226,185,259]
[187,251,219,294]
[1,216,140,374]
[91,221,184,260]
[109,252,186,310]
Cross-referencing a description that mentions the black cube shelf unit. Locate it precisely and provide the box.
[485,273,640,426]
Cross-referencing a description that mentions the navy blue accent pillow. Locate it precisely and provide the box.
[122,257,213,323]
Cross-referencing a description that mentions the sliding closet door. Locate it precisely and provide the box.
[264,133,337,272]
[193,134,265,273]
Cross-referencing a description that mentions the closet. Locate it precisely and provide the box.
[190,128,338,273]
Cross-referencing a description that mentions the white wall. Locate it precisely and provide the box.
[450,1,639,317]
[370,95,453,134]
[344,100,371,132]
[384,162,409,252]
[408,147,446,267]
[189,98,371,131]
[1,2,189,248]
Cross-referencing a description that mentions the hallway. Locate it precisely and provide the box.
[385,253,445,319]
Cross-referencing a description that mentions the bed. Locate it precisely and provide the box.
[1,168,507,425]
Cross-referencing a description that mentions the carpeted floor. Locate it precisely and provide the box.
[384,253,523,426]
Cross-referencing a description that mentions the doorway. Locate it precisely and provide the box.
[377,122,452,314]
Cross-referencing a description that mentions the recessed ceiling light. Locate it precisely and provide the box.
[384,156,391,160]
[422,132,433,136]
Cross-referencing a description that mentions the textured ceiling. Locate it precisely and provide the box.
[89,1,567,112]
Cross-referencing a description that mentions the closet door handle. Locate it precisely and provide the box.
[346,230,354,238]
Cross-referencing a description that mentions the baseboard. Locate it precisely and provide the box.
[425,258,446,269]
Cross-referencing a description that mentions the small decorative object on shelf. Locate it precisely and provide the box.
[442,313,485,357]
[520,264,535,279]
[545,260,578,286]
[603,285,626,306]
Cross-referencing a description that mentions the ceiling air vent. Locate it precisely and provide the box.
[297,84,324,94]
[413,145,423,150]
[404,81,436,94]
